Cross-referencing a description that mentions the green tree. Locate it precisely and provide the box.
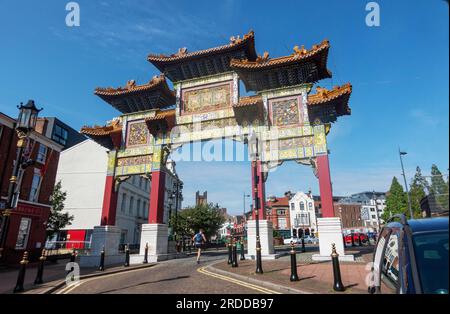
[429,164,449,211]
[409,166,428,218]
[383,176,408,221]
[170,202,226,240]
[46,181,73,238]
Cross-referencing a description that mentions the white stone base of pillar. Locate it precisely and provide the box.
[312,217,355,262]
[246,220,283,260]
[79,225,122,267]
[136,223,169,261]
[129,229,187,265]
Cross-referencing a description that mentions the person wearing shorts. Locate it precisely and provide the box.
[193,229,207,264]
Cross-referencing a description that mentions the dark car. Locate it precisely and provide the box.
[368,215,449,294]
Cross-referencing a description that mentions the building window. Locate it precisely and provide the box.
[143,201,147,218]
[277,209,286,216]
[121,193,127,212]
[36,144,48,164]
[129,196,134,215]
[15,218,32,249]
[308,202,313,210]
[290,203,295,211]
[300,202,305,211]
[52,124,68,146]
[278,218,287,229]
[137,199,141,217]
[29,169,42,202]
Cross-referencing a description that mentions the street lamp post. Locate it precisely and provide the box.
[243,193,250,239]
[249,133,263,274]
[0,100,43,260]
[399,149,414,219]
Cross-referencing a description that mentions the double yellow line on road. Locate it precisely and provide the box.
[56,266,158,294]
[197,266,281,294]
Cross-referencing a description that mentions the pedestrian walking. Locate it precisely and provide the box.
[193,229,207,264]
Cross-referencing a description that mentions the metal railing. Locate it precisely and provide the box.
[44,241,92,258]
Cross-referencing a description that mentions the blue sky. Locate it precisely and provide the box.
[0,0,448,215]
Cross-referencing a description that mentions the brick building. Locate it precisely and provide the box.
[0,112,83,264]
[334,203,364,229]
[266,196,291,238]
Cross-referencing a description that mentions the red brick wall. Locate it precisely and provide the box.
[0,118,61,264]
[0,125,17,197]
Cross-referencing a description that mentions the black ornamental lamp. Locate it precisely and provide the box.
[17,100,43,133]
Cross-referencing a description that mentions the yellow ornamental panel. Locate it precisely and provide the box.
[304,147,313,157]
[279,149,297,160]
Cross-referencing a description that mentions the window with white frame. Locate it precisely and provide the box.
[300,201,305,211]
[29,169,42,202]
[15,217,32,249]
[290,203,295,211]
[36,144,48,164]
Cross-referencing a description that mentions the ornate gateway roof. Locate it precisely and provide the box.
[80,119,123,149]
[230,40,332,92]
[94,74,175,113]
[147,31,258,82]
[307,83,352,123]
[145,109,176,137]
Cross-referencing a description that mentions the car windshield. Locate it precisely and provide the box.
[413,231,449,294]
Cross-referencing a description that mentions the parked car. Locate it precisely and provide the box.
[283,237,301,245]
[368,215,449,294]
[344,232,368,245]
[304,235,319,244]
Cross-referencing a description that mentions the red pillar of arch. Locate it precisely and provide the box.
[100,175,118,226]
[251,160,266,220]
[317,155,335,218]
[148,170,166,224]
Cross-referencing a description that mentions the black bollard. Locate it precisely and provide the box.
[301,237,306,252]
[143,242,148,264]
[98,246,105,271]
[13,251,29,293]
[232,243,238,268]
[227,242,233,265]
[255,236,263,274]
[289,242,299,281]
[34,249,46,285]
[240,238,245,261]
[350,233,355,246]
[68,248,76,275]
[357,234,361,246]
[124,244,130,267]
[331,243,345,292]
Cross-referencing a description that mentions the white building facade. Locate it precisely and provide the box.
[289,192,318,237]
[55,139,182,246]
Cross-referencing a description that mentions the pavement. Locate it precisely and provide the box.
[0,257,156,294]
[209,245,373,294]
[0,245,375,294]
